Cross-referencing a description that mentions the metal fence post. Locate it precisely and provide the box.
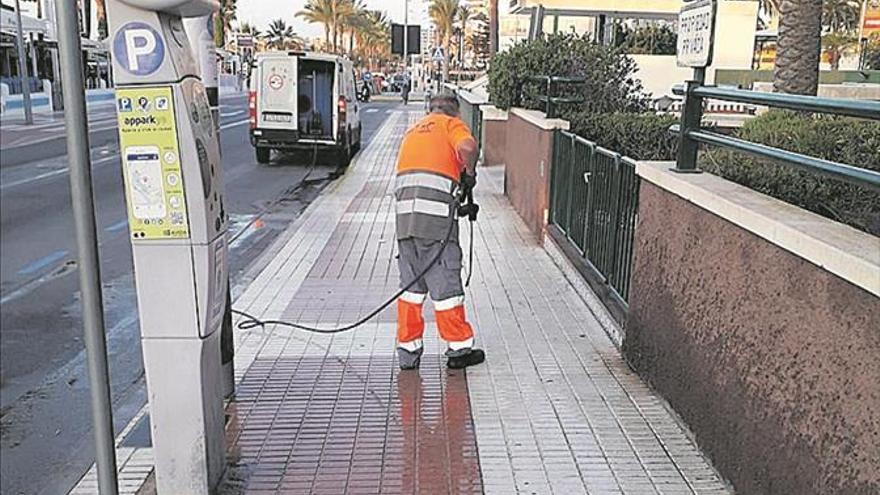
[54,0,118,493]
[674,67,706,172]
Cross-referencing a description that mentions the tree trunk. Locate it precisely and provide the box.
[443,36,450,82]
[489,0,499,55]
[324,25,331,52]
[773,0,823,95]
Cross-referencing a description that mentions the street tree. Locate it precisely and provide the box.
[264,19,302,50]
[430,0,459,81]
[773,0,823,95]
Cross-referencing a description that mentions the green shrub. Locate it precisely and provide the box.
[488,33,649,114]
[568,111,678,160]
[700,111,880,235]
[615,24,677,55]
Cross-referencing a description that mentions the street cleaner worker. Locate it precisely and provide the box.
[395,95,485,371]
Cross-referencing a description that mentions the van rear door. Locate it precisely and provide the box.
[257,56,297,131]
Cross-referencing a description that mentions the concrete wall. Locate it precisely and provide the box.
[502,108,568,241]
[625,163,880,495]
[480,105,508,167]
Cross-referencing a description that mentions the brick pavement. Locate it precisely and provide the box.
[71,106,731,494]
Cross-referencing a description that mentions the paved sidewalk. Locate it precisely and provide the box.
[72,106,730,494]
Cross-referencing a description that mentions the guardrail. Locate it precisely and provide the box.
[517,75,586,118]
[550,130,640,310]
[671,83,880,192]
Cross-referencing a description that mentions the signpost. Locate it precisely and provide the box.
[676,0,716,68]
[674,0,716,172]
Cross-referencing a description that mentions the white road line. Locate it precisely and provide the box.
[0,155,118,191]
[221,110,246,117]
[220,118,249,130]
[365,108,379,113]
[1,124,119,150]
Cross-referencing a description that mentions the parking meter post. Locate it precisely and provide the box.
[54,0,119,492]
[107,1,227,492]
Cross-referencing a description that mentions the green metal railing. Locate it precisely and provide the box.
[518,75,586,118]
[550,130,640,306]
[672,80,880,191]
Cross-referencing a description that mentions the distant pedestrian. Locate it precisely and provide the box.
[401,78,411,105]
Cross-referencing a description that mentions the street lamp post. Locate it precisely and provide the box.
[14,0,34,124]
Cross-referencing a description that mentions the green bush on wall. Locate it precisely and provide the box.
[700,111,880,235]
[568,111,679,161]
[487,33,650,114]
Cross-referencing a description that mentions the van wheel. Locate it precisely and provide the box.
[255,146,270,164]
[336,135,351,167]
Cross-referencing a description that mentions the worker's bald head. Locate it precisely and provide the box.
[429,95,460,117]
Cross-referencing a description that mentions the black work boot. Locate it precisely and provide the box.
[447,349,485,369]
[397,347,424,370]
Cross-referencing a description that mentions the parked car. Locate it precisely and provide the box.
[249,51,362,165]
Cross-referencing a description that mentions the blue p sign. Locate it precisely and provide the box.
[113,22,165,76]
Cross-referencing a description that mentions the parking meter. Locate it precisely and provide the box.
[107,1,226,493]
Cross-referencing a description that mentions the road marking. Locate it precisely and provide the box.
[221,110,245,117]
[0,123,120,151]
[105,220,129,232]
[18,250,69,275]
[0,154,118,191]
[220,118,249,130]
[365,108,379,113]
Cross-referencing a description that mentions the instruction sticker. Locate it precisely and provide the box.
[116,86,189,240]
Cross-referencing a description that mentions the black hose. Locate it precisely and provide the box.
[232,194,461,334]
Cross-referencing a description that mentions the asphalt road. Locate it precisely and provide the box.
[0,95,396,495]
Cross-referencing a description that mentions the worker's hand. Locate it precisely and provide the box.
[460,172,477,193]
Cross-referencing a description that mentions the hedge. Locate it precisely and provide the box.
[567,111,678,161]
[488,33,649,114]
[700,111,880,235]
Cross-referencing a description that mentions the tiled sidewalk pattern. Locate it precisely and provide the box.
[71,107,730,494]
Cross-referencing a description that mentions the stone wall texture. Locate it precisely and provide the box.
[502,111,553,240]
[625,181,880,495]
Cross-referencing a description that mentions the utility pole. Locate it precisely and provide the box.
[14,0,34,124]
[54,0,118,493]
[403,0,408,72]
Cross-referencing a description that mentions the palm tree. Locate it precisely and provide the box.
[214,0,237,48]
[358,10,391,70]
[298,0,336,51]
[264,19,302,50]
[457,5,472,66]
[773,0,823,95]
[489,0,498,55]
[94,0,108,39]
[430,0,459,81]
[822,0,862,32]
[238,22,260,38]
[343,0,367,55]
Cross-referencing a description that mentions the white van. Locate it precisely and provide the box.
[248,51,362,165]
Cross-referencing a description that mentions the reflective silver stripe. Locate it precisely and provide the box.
[398,338,423,352]
[396,197,450,217]
[400,291,426,304]
[433,295,465,311]
[447,337,474,351]
[396,172,454,193]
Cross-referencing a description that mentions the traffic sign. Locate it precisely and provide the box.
[676,0,716,68]
[113,21,165,76]
[432,47,445,63]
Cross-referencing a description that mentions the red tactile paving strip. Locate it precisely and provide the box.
[220,355,483,494]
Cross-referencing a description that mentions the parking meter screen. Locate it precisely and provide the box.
[126,146,166,220]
